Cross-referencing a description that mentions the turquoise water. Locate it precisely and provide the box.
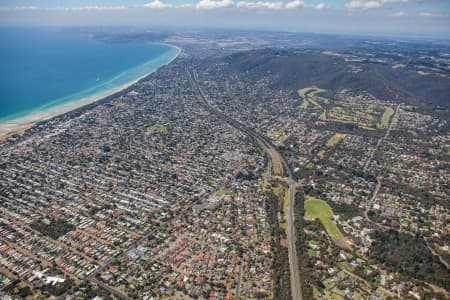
[0,28,179,122]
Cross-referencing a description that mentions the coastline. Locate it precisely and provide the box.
[0,44,182,139]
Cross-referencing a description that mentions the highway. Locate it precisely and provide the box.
[288,183,302,300]
[186,67,302,300]
[235,261,243,299]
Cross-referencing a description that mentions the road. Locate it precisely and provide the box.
[363,176,382,222]
[361,103,449,274]
[363,104,400,172]
[288,183,302,300]
[235,261,243,300]
[364,179,450,271]
[186,67,302,300]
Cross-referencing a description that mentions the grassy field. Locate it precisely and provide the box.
[317,150,325,159]
[309,88,327,97]
[309,98,322,109]
[275,127,285,135]
[326,133,346,148]
[326,104,377,129]
[298,86,391,130]
[305,197,351,249]
[214,189,227,197]
[299,99,309,109]
[297,87,326,98]
[297,87,316,98]
[319,111,327,120]
[298,87,326,109]
[147,124,168,134]
[377,106,394,129]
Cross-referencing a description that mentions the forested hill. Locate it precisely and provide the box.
[222,49,450,113]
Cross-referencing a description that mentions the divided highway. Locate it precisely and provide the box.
[186,67,302,300]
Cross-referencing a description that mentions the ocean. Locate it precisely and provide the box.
[0,27,179,122]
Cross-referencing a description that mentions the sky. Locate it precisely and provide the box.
[0,0,449,37]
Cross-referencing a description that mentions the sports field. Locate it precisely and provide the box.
[305,197,351,249]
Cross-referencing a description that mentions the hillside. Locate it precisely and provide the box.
[223,49,450,112]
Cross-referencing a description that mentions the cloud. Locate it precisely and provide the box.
[419,12,432,17]
[302,2,328,10]
[314,3,328,10]
[345,1,382,9]
[0,6,38,11]
[382,0,409,2]
[285,0,304,9]
[144,0,173,8]
[345,0,413,10]
[196,0,234,9]
[391,11,407,17]
[178,3,195,7]
[237,0,303,9]
[237,1,284,9]
[63,6,128,11]
[0,5,130,12]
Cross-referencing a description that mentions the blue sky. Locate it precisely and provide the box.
[0,0,449,36]
[1,0,449,11]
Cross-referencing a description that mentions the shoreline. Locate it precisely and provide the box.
[0,44,182,139]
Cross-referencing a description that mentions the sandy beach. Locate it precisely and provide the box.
[0,45,181,139]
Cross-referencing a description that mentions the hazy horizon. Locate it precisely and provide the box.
[1,0,449,37]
